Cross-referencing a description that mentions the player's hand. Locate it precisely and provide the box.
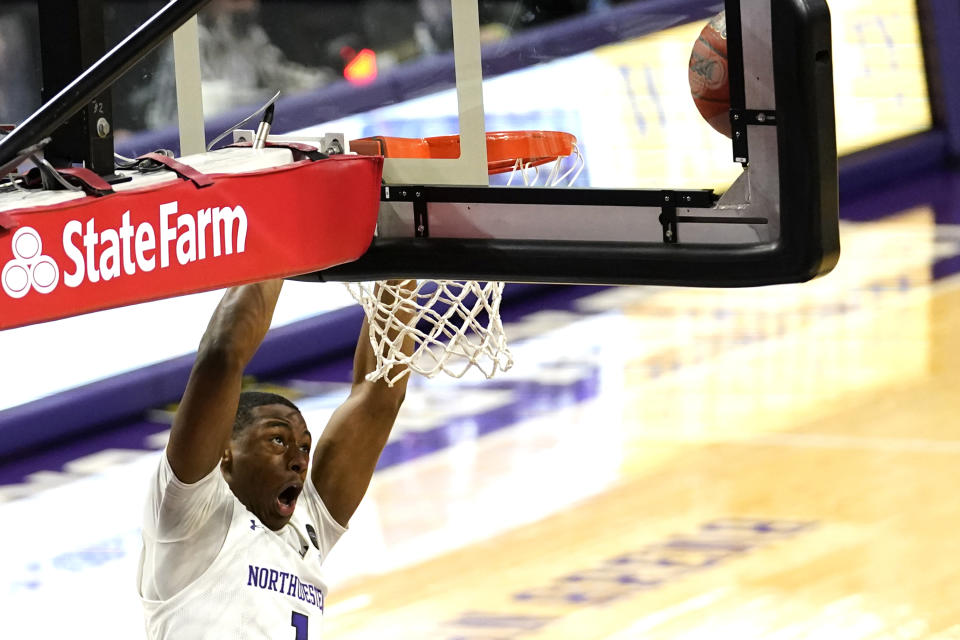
[374,279,416,326]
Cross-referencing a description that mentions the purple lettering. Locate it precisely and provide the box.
[514,583,620,606]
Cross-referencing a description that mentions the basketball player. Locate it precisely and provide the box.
[138,279,414,639]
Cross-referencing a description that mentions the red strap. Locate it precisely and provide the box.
[0,211,17,232]
[139,152,214,188]
[57,167,114,196]
[228,141,327,162]
[271,141,325,155]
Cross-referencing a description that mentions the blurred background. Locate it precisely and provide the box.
[1,0,959,638]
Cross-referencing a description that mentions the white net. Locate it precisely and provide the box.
[505,142,584,187]
[348,132,580,385]
[346,279,513,386]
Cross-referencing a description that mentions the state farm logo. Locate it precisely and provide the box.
[2,227,59,298]
[2,200,247,299]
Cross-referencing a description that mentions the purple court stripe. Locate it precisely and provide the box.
[841,165,960,223]
[838,131,949,205]
[0,417,168,487]
[925,0,960,160]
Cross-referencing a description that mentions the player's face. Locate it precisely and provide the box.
[223,404,311,531]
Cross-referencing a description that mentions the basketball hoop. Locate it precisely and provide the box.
[348,130,581,385]
[350,130,584,184]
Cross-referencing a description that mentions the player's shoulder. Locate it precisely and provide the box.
[293,481,348,554]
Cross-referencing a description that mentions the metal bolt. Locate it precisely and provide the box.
[664,195,671,203]
[735,131,742,139]
[415,191,422,198]
[733,113,740,121]
[96,117,111,138]
[756,113,766,123]
[666,229,673,239]
[417,225,425,234]
[684,195,692,202]
[401,190,408,197]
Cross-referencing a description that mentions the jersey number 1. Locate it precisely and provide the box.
[291,611,308,639]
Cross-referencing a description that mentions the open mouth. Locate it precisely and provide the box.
[276,483,303,517]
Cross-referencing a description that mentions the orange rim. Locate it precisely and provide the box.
[349,131,577,175]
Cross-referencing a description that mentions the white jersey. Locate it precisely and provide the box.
[138,455,346,639]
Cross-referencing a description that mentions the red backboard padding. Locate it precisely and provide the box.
[0,155,383,330]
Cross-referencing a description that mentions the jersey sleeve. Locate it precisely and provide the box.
[144,452,231,541]
[299,479,347,561]
[139,453,234,601]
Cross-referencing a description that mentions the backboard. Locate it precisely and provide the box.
[1,0,848,287]
[276,0,840,286]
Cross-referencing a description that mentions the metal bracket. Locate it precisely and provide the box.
[413,190,429,238]
[376,185,753,245]
[383,185,430,237]
[732,109,778,126]
[660,192,678,244]
[730,109,778,166]
[37,0,115,175]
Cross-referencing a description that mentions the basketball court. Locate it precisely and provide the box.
[1,0,958,637]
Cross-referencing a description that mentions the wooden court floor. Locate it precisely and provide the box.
[314,206,960,639]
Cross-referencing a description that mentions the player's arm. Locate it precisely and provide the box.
[166,280,284,483]
[311,282,415,527]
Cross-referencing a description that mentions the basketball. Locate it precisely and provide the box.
[688,11,731,138]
